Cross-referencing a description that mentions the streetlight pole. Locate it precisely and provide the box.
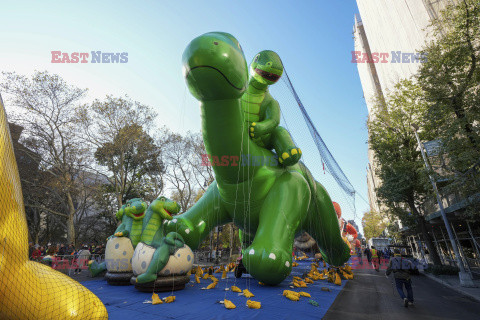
[411,124,475,287]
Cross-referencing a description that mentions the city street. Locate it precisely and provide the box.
[324,269,480,320]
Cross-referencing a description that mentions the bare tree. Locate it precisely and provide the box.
[162,131,213,211]
[1,71,89,245]
[77,96,164,208]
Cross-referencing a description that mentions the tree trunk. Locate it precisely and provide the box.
[410,202,442,265]
[66,192,76,246]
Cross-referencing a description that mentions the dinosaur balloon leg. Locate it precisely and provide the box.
[242,172,311,283]
[0,96,107,319]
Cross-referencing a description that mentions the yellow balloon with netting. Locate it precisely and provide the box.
[0,96,108,319]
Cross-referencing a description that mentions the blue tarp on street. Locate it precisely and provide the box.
[82,259,347,320]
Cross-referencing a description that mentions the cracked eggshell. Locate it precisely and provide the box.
[105,237,134,272]
[132,242,194,277]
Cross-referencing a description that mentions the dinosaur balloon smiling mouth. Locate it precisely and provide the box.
[254,68,280,82]
[133,211,145,218]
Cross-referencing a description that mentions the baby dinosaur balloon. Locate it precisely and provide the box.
[160,32,350,285]
[89,198,147,277]
[241,50,301,166]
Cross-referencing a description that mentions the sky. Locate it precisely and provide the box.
[0,0,369,231]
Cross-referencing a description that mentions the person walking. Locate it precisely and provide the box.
[371,246,379,271]
[364,246,372,264]
[74,245,91,275]
[386,249,415,307]
[378,248,384,266]
[356,246,363,265]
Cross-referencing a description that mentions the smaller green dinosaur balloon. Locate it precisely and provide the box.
[242,50,301,166]
[113,198,147,247]
[89,198,147,277]
[136,196,185,284]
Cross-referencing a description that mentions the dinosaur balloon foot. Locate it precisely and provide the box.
[136,272,157,284]
[278,148,302,166]
[88,260,107,277]
[242,244,292,286]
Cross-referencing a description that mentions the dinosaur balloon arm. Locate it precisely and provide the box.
[263,99,281,128]
[163,183,229,250]
[113,223,127,236]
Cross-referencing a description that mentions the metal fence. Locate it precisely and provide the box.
[32,254,105,275]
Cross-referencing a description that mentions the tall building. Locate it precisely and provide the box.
[353,0,458,214]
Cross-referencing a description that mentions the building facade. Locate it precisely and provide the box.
[353,0,480,278]
[354,0,458,215]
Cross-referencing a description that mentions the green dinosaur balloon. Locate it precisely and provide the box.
[135,196,185,284]
[161,32,350,285]
[242,50,301,166]
[113,198,147,247]
[89,198,147,277]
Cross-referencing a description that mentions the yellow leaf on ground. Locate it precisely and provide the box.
[284,292,300,301]
[283,290,300,298]
[231,286,242,293]
[294,281,307,288]
[195,275,200,283]
[246,300,261,309]
[206,282,217,289]
[299,292,311,298]
[243,289,254,298]
[152,293,163,305]
[224,299,236,309]
[222,270,227,279]
[334,273,342,286]
[164,296,176,303]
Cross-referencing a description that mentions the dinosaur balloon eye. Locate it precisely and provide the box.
[213,42,219,45]
[267,62,272,66]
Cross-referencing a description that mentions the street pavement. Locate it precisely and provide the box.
[323,268,480,320]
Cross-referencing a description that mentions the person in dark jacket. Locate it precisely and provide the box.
[386,249,415,307]
[364,247,372,263]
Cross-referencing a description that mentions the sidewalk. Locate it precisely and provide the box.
[421,271,480,303]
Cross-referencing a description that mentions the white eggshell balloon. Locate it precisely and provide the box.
[105,237,134,272]
[132,242,194,277]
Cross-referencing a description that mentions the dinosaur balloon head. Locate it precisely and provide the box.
[150,196,181,220]
[250,50,284,85]
[117,198,147,221]
[182,32,248,101]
